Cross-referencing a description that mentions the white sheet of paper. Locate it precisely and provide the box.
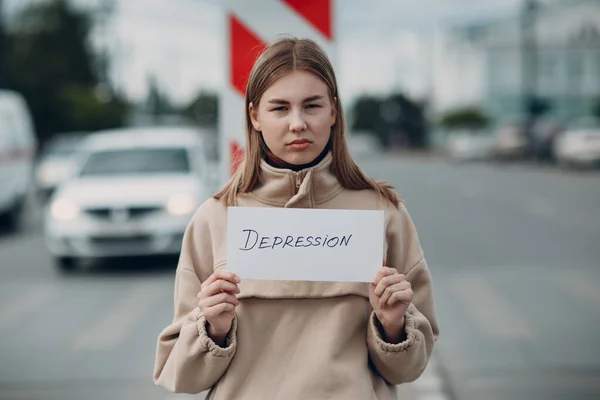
[226,207,384,282]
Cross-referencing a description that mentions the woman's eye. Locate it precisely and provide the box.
[271,106,287,112]
[306,104,321,109]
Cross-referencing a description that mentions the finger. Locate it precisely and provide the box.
[372,267,397,286]
[387,288,414,306]
[200,274,219,291]
[379,280,411,305]
[201,269,240,290]
[379,281,411,306]
[204,280,240,297]
[372,269,398,292]
[199,279,241,300]
[203,302,236,319]
[374,273,407,297]
[199,292,239,309]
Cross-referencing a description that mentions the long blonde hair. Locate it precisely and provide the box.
[214,37,400,208]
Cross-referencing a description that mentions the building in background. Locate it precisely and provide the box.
[433,0,600,125]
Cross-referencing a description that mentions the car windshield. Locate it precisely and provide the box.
[79,147,191,176]
[40,136,86,157]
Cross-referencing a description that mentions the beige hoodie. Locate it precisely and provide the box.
[153,153,439,399]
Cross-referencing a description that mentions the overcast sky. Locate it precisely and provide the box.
[4,0,529,105]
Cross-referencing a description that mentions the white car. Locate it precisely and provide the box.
[347,132,382,158]
[445,129,495,162]
[0,90,37,231]
[554,117,600,168]
[493,120,528,159]
[44,127,216,272]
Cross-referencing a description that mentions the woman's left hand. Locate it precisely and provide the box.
[369,261,413,343]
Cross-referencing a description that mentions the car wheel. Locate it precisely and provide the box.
[0,199,23,232]
[55,256,77,273]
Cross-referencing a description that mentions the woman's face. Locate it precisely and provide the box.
[250,70,336,165]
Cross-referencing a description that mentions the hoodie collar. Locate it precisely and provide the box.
[250,152,343,208]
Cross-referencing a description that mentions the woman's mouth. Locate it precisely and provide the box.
[288,138,311,151]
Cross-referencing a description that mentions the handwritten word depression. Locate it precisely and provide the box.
[239,229,353,251]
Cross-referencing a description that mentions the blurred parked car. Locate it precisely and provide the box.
[44,127,216,272]
[445,129,495,162]
[35,132,87,202]
[347,131,382,158]
[553,117,600,168]
[0,90,37,231]
[493,118,529,160]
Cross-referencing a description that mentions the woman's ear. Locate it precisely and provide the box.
[330,97,338,126]
[249,102,261,131]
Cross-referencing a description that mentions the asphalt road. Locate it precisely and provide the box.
[1,154,599,400]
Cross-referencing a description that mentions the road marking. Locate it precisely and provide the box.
[564,271,600,313]
[0,284,60,334]
[164,393,207,400]
[73,281,166,350]
[450,274,534,340]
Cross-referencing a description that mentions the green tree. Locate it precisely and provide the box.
[350,95,381,132]
[182,90,219,128]
[593,97,600,119]
[350,93,428,149]
[386,92,428,149]
[4,0,129,144]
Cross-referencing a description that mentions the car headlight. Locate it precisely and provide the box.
[166,194,196,216]
[50,198,80,221]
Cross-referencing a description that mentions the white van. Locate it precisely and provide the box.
[0,90,37,231]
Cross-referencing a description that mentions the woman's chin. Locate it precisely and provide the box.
[284,151,316,165]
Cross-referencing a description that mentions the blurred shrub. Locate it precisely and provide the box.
[439,107,491,131]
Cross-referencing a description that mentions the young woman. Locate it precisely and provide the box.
[153,37,439,400]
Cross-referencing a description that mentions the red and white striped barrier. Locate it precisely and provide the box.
[219,0,336,180]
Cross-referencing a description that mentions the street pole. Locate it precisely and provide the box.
[95,0,116,99]
[521,0,539,146]
[0,0,5,89]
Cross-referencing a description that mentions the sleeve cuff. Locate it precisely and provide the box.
[369,311,418,353]
[196,313,238,357]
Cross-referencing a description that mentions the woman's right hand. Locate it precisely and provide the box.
[197,269,241,345]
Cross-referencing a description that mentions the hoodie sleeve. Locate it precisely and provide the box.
[367,203,440,385]
[153,201,237,394]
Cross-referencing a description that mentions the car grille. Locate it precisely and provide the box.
[81,234,157,254]
[88,235,153,246]
[84,206,163,220]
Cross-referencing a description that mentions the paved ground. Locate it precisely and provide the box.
[0,153,598,399]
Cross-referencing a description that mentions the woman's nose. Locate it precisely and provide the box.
[289,112,307,132]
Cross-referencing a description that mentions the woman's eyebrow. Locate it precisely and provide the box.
[267,95,324,105]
